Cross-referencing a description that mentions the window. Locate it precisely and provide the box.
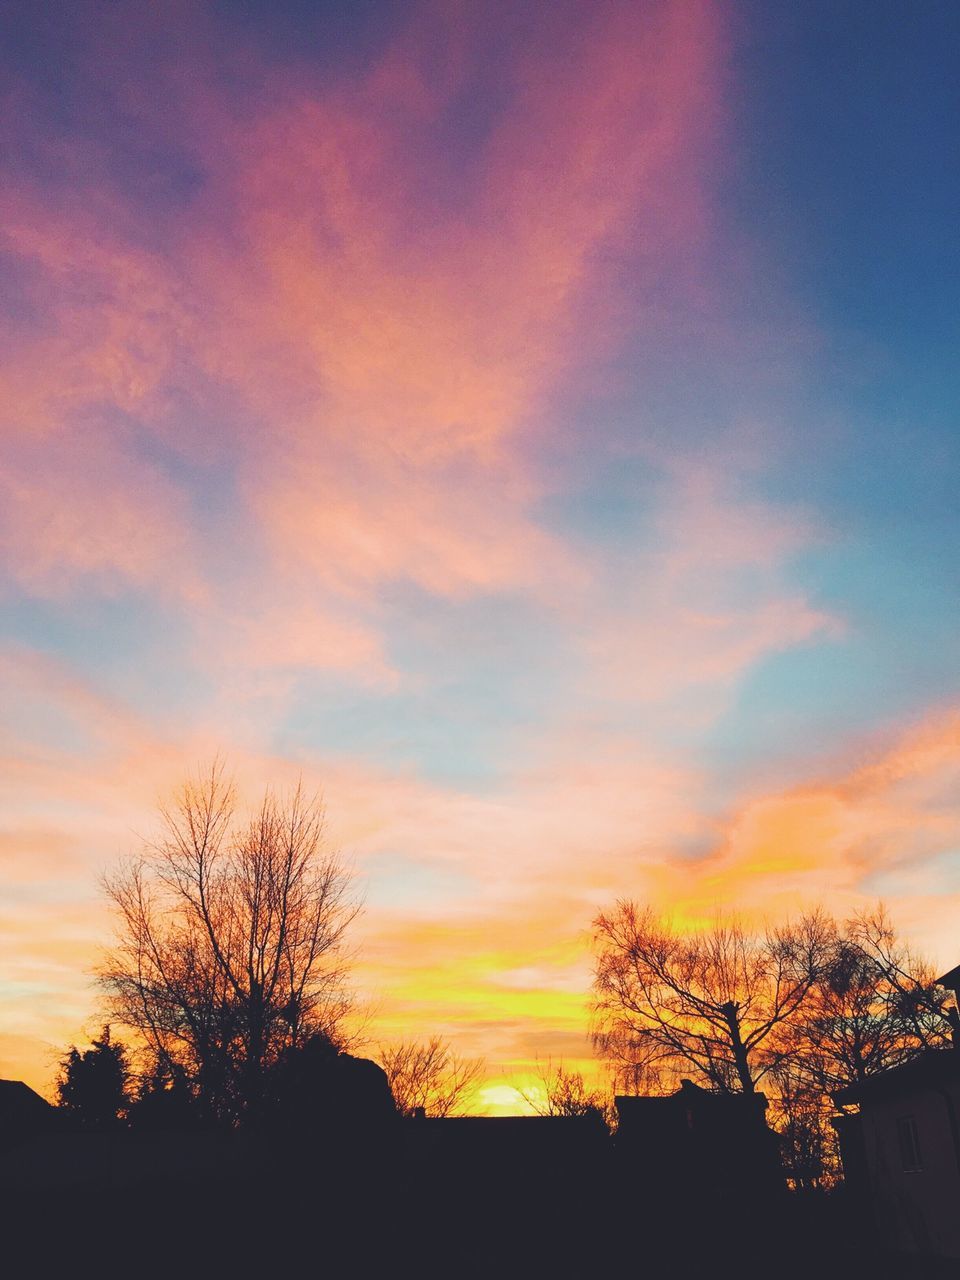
[896,1115,922,1173]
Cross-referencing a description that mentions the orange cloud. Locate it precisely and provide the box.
[661,712,960,952]
[345,712,960,1100]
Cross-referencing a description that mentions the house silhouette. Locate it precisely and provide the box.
[833,963,960,1262]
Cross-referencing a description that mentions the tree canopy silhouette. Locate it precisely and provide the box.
[767,905,952,1185]
[783,905,951,1095]
[99,763,359,1124]
[516,1059,611,1125]
[591,903,834,1093]
[378,1036,483,1117]
[57,1025,130,1129]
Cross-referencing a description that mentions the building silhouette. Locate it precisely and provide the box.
[833,964,960,1262]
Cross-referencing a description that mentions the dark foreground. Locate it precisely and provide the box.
[1,1129,953,1279]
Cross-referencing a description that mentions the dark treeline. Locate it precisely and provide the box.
[3,765,956,1277]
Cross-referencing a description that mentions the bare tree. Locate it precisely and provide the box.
[99,762,359,1124]
[767,1060,840,1190]
[845,904,952,1053]
[591,903,834,1094]
[772,904,950,1103]
[516,1059,612,1126]
[591,1024,675,1097]
[785,920,945,1099]
[768,903,954,1179]
[378,1036,484,1117]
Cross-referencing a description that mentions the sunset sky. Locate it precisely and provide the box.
[2,0,959,1108]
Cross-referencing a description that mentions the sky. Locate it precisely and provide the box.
[1,0,959,1109]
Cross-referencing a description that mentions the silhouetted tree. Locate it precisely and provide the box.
[267,1032,398,1138]
[591,904,833,1093]
[591,1026,674,1097]
[516,1059,612,1126]
[768,1060,840,1189]
[378,1036,483,1117]
[127,1061,199,1132]
[99,763,359,1124]
[770,906,952,1184]
[845,905,952,1052]
[57,1026,130,1129]
[786,909,950,1095]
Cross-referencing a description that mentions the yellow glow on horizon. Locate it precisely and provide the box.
[475,1083,538,1117]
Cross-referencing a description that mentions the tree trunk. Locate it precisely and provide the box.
[721,1001,755,1092]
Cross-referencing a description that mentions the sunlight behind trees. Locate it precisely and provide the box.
[378,1036,484,1117]
[98,763,360,1124]
[591,901,955,1184]
[591,904,835,1093]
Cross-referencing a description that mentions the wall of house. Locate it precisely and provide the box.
[860,1082,960,1259]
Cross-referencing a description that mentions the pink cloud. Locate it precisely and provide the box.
[1,1,725,627]
[577,463,841,711]
[0,430,201,599]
